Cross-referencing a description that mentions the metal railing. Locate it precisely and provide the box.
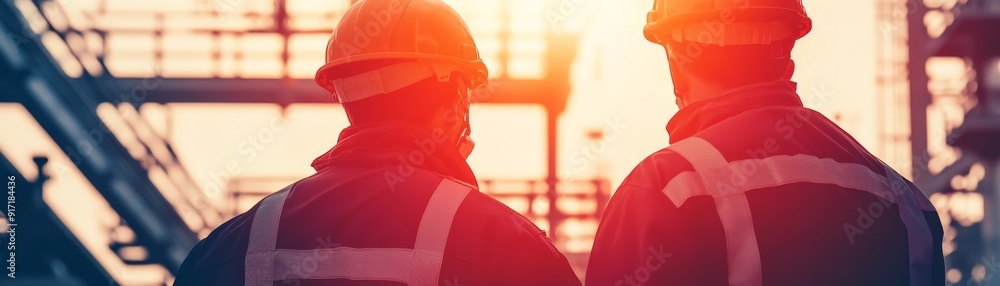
[226,176,610,252]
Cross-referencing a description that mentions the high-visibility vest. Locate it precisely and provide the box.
[243,178,473,286]
[666,136,937,286]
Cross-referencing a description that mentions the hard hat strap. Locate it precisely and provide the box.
[454,79,475,158]
[456,125,475,159]
[331,62,464,103]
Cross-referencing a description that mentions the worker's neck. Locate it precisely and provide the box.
[679,78,740,108]
[426,114,464,147]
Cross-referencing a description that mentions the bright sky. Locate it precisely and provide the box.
[558,0,880,187]
[158,0,882,190]
[0,0,886,284]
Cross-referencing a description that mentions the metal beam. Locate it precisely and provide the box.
[0,2,198,272]
[914,153,979,195]
[928,12,1000,58]
[925,3,1000,284]
[111,78,564,107]
[907,2,933,183]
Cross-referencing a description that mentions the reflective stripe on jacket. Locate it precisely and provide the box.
[175,122,581,286]
[244,178,472,285]
[587,81,944,286]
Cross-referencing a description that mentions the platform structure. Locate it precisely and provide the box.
[0,1,228,283]
[2,0,606,284]
[87,0,597,245]
[903,0,1000,284]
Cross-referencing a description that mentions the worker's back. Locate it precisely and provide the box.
[587,83,945,286]
[175,122,581,286]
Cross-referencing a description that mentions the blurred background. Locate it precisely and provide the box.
[0,0,998,285]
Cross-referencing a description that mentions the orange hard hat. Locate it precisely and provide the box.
[315,0,489,103]
[644,0,812,45]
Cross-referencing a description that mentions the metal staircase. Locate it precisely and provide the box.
[904,0,1000,284]
[0,0,222,283]
[0,152,113,285]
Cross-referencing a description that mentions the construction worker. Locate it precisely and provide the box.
[174,1,581,285]
[587,1,944,285]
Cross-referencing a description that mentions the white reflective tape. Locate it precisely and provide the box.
[332,62,435,103]
[882,165,934,286]
[245,189,292,286]
[670,137,763,286]
[841,132,936,286]
[243,179,472,285]
[663,173,705,207]
[665,137,937,286]
[663,155,901,207]
[715,194,762,286]
[271,247,415,283]
[672,21,795,46]
[410,179,472,286]
[332,62,463,103]
[669,137,728,171]
[415,179,472,252]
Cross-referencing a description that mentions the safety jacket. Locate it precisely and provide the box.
[587,81,944,286]
[175,122,581,286]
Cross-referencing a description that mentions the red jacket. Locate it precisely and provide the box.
[175,122,581,286]
[587,81,944,286]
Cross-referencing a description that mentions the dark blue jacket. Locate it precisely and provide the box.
[175,122,581,286]
[587,82,944,286]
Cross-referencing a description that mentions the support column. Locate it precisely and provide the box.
[546,109,561,243]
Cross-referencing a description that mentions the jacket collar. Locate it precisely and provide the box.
[666,81,803,143]
[312,121,478,186]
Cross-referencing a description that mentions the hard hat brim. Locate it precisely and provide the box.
[644,8,812,44]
